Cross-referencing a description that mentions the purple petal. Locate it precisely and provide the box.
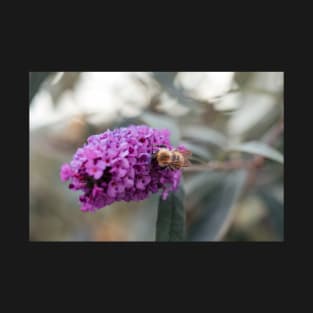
[97,160,106,169]
[93,170,103,180]
[60,164,73,182]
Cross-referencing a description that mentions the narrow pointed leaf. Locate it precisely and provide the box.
[228,141,284,164]
[156,185,185,241]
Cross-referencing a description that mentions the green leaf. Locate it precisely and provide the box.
[187,170,247,241]
[182,126,228,148]
[227,141,284,164]
[140,112,180,146]
[156,184,185,241]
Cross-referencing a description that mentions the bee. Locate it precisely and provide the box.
[152,145,192,170]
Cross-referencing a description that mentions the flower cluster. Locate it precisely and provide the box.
[60,125,183,212]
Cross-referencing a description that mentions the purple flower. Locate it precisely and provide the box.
[60,164,73,182]
[60,125,183,212]
[86,159,106,179]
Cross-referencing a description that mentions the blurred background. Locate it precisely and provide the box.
[29,72,284,241]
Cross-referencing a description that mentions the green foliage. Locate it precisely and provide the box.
[182,126,228,148]
[156,185,185,241]
[188,170,247,241]
[227,141,284,164]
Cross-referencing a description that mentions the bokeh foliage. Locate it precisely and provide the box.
[29,72,284,241]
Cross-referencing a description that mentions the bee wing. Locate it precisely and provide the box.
[180,150,192,157]
[173,149,192,156]
[182,159,191,167]
[182,150,192,167]
[174,149,192,167]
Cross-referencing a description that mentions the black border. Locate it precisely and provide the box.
[10,65,289,274]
